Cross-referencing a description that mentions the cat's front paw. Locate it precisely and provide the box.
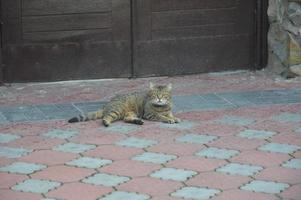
[164,119,176,124]
[174,118,181,123]
[133,119,144,125]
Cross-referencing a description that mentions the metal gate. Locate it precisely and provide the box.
[0,0,266,82]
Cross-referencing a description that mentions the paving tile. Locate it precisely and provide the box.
[238,129,276,139]
[66,157,112,169]
[0,147,32,158]
[209,136,265,151]
[132,152,177,164]
[9,135,64,150]
[53,142,96,153]
[12,179,61,193]
[103,123,141,134]
[215,115,255,126]
[280,184,301,200]
[41,199,59,200]
[160,120,198,130]
[216,163,263,176]
[19,150,77,165]
[117,177,182,196]
[195,147,239,159]
[99,191,150,200]
[44,129,79,139]
[0,112,8,124]
[0,157,14,167]
[0,162,46,174]
[256,167,301,184]
[71,133,126,145]
[32,165,94,183]
[151,196,181,200]
[214,189,278,200]
[293,150,301,158]
[84,145,144,160]
[0,172,28,189]
[273,112,301,122]
[0,189,42,200]
[82,173,130,187]
[231,150,290,167]
[241,180,289,194]
[99,160,160,177]
[0,133,21,143]
[282,158,301,169]
[148,142,202,156]
[176,134,218,144]
[187,172,251,190]
[171,186,221,200]
[194,123,243,137]
[115,137,158,148]
[258,143,300,154]
[271,132,301,146]
[150,167,197,182]
[167,156,226,172]
[46,182,112,200]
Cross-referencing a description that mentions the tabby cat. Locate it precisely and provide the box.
[68,82,180,126]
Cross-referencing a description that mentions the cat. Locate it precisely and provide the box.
[68,82,180,126]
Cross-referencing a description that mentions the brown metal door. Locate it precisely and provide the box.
[132,0,256,77]
[1,0,131,82]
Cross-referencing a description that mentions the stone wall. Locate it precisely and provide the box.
[268,0,301,77]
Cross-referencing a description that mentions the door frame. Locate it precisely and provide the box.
[255,0,268,69]
[0,0,3,84]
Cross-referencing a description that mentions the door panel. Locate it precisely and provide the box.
[133,0,255,77]
[1,0,131,82]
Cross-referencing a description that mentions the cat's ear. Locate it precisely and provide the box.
[166,83,172,91]
[149,82,155,90]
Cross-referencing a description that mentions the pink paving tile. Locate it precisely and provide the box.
[176,110,223,122]
[194,123,243,137]
[248,120,299,134]
[0,189,42,200]
[227,106,282,119]
[281,103,301,113]
[0,172,28,189]
[70,133,126,145]
[166,156,226,173]
[293,150,301,158]
[0,123,49,137]
[132,128,183,144]
[214,189,278,200]
[0,157,15,166]
[148,142,203,156]
[231,150,291,167]
[270,133,301,146]
[84,145,144,160]
[117,177,182,196]
[31,165,94,183]
[187,172,251,190]
[209,136,266,151]
[9,135,64,150]
[256,167,301,185]
[19,150,78,165]
[46,182,112,200]
[98,160,160,177]
[280,184,301,200]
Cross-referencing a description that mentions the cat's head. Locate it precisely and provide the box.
[147,82,172,107]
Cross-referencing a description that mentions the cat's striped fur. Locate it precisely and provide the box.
[68,83,180,126]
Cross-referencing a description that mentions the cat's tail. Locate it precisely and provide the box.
[68,110,103,123]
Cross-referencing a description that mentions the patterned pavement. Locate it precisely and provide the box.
[0,73,301,200]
